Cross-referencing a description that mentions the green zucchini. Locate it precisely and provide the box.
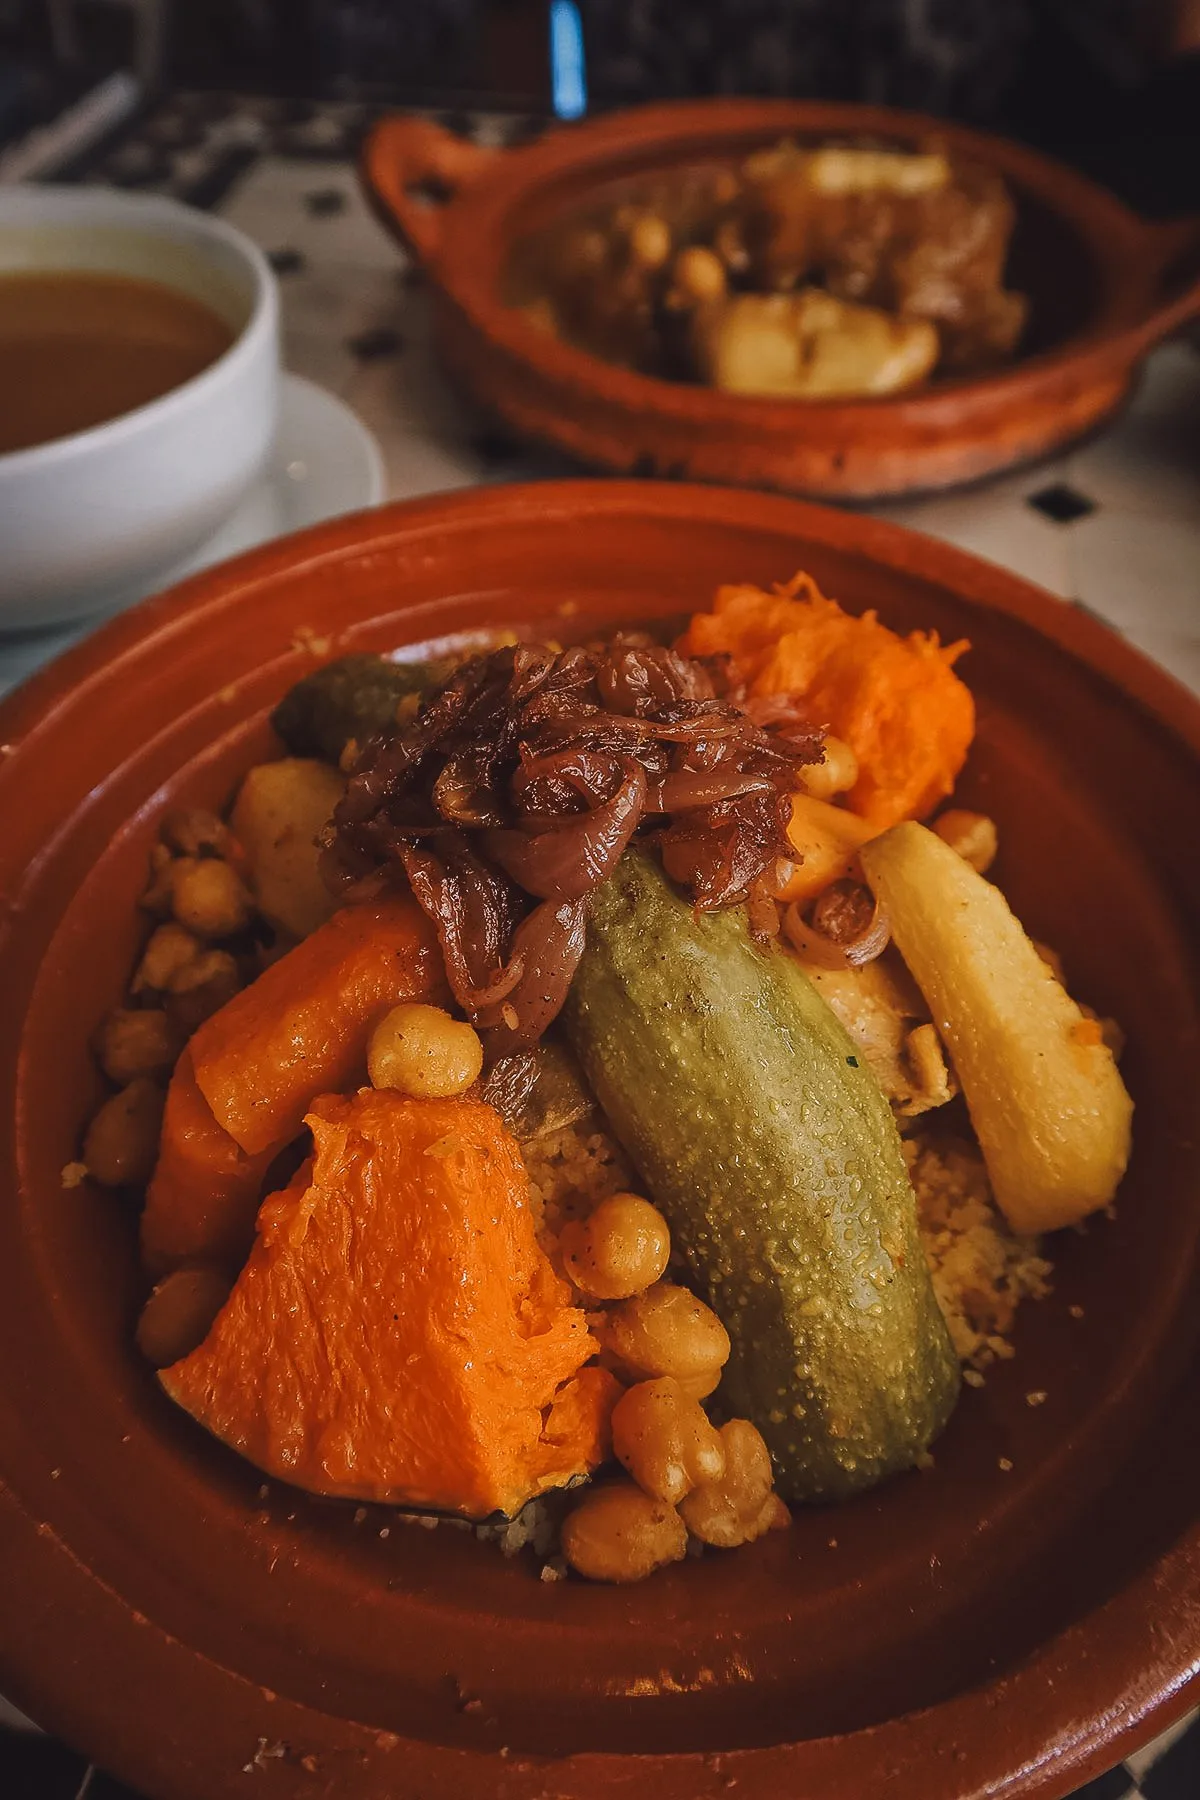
[563,849,959,1501]
[271,654,445,765]
[272,640,518,766]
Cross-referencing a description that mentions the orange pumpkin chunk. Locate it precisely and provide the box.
[161,1092,610,1519]
[680,574,975,827]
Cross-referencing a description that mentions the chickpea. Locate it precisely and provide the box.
[611,1377,726,1505]
[133,922,202,994]
[801,735,859,802]
[94,1008,181,1084]
[603,1281,730,1399]
[171,857,254,940]
[672,245,727,303]
[711,217,750,275]
[559,1193,670,1300]
[562,226,609,277]
[678,1419,790,1548]
[83,1078,164,1188]
[140,843,179,917]
[136,1264,231,1368]
[627,212,672,270]
[368,1003,483,1099]
[161,808,233,859]
[933,808,998,875]
[164,948,241,1031]
[561,1479,688,1583]
[520,296,559,337]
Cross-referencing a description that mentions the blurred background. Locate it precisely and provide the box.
[0,0,1199,211]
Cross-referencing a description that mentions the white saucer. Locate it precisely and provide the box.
[0,373,385,699]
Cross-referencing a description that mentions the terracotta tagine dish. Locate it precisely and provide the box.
[0,482,1197,1800]
[360,99,1200,501]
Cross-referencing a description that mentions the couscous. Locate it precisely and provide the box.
[74,572,1132,1584]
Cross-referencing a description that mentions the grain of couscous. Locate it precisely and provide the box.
[904,1132,1054,1368]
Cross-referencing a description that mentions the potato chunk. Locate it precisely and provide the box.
[693,289,939,400]
[861,823,1132,1233]
[230,758,344,941]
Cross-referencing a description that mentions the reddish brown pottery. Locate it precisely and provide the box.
[361,100,1200,500]
[0,481,1198,1800]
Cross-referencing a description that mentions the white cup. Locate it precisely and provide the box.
[0,186,279,630]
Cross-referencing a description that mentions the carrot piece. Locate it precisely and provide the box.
[140,1050,274,1276]
[161,1094,608,1519]
[190,895,445,1156]
[142,896,445,1275]
[680,575,975,828]
[777,793,879,903]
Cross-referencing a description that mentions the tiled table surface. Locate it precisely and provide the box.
[1,98,1199,1800]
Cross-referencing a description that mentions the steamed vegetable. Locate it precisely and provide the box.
[270,653,441,765]
[564,849,960,1502]
[230,756,344,940]
[693,289,939,400]
[161,1091,617,1517]
[325,637,821,1053]
[801,952,956,1119]
[861,823,1133,1233]
[679,574,975,826]
[775,791,878,902]
[140,1051,274,1274]
[190,895,444,1155]
[141,895,446,1273]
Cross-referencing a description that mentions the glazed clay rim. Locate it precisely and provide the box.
[5,482,1200,758]
[0,481,1198,1800]
[362,98,1200,431]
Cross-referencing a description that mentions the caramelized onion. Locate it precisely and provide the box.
[597,643,715,714]
[810,879,891,966]
[478,898,590,1054]
[401,839,525,1017]
[841,900,891,968]
[431,752,505,826]
[483,760,646,900]
[783,881,891,971]
[746,880,783,945]
[652,769,772,813]
[511,747,625,817]
[782,904,855,970]
[660,789,793,910]
[329,635,825,1049]
[740,692,822,736]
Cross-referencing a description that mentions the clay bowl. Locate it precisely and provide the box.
[1,481,1199,1800]
[360,99,1200,500]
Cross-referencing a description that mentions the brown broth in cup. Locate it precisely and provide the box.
[0,270,235,455]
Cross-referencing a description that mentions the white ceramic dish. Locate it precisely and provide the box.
[0,185,279,629]
[169,372,385,582]
[0,373,385,698]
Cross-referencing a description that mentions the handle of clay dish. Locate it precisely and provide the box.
[360,116,500,269]
[1126,213,1200,352]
